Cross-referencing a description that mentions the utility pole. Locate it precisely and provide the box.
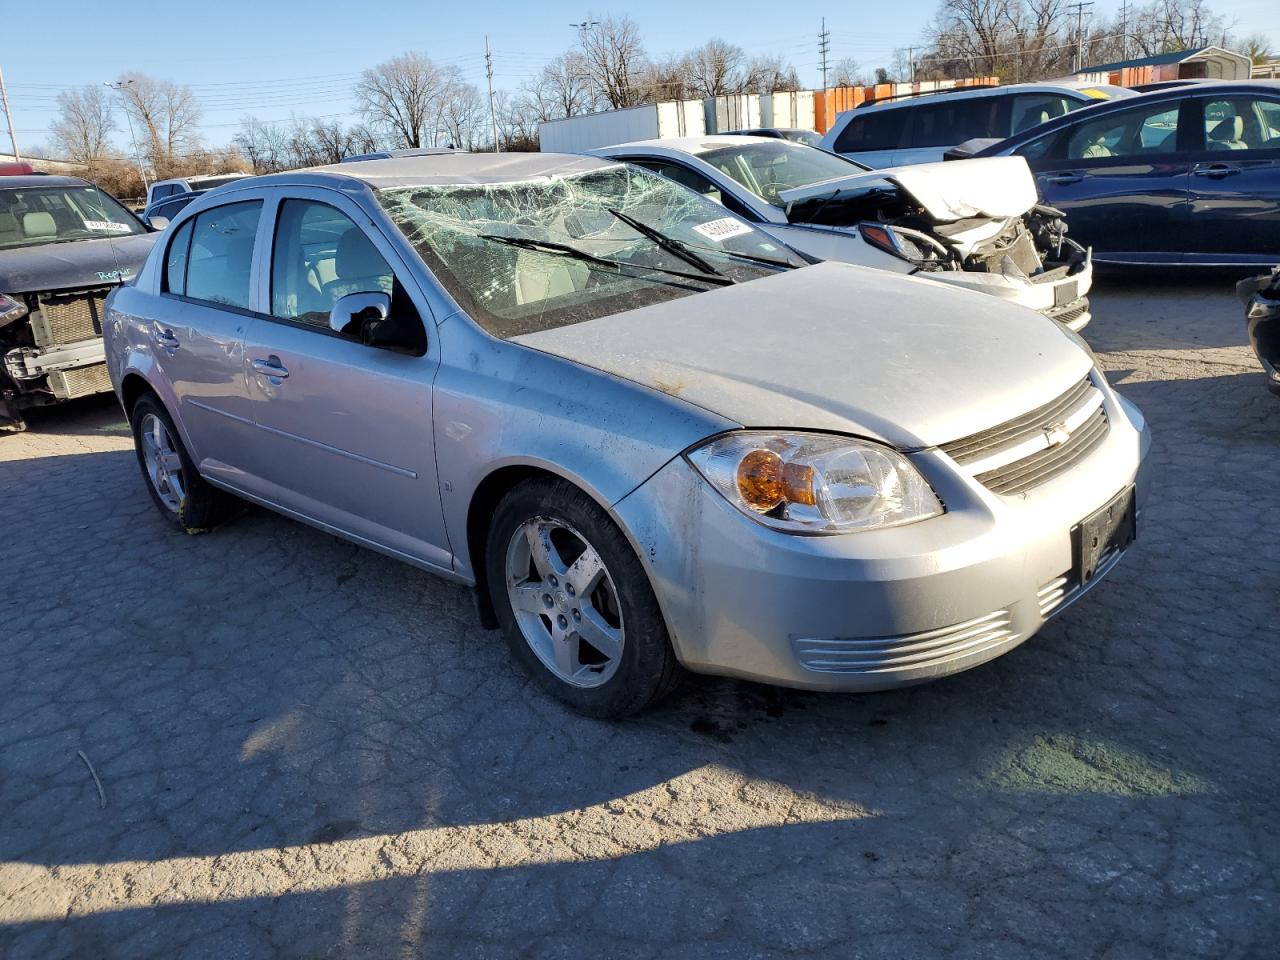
[1120,0,1129,61]
[1067,1,1094,74]
[0,65,18,163]
[485,36,500,153]
[818,18,831,90]
[906,46,917,81]
[104,80,149,192]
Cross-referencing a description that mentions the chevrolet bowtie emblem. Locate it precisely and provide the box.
[1044,422,1072,447]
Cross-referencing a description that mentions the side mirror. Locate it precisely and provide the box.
[329,291,391,338]
[148,216,170,231]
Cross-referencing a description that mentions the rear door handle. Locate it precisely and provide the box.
[1193,165,1240,179]
[251,356,289,379]
[1045,172,1084,186]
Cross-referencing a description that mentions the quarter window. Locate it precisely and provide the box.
[270,199,394,328]
[1009,94,1077,135]
[163,219,193,295]
[1066,104,1181,160]
[184,201,262,309]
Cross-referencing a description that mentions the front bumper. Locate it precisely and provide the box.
[3,338,111,402]
[930,247,1094,331]
[1241,273,1280,396]
[613,385,1149,692]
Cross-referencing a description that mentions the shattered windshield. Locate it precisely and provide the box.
[699,141,869,207]
[377,164,805,339]
[0,186,145,249]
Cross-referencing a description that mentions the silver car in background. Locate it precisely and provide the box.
[104,153,1150,717]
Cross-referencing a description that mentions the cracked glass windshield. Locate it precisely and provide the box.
[699,140,868,206]
[377,164,805,338]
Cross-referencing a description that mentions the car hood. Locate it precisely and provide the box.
[512,262,1092,449]
[778,156,1038,222]
[0,233,157,293]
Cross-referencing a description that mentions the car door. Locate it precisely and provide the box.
[238,191,450,570]
[1183,93,1280,263]
[153,198,264,479]
[1024,98,1194,263]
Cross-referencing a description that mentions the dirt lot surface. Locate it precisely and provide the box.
[1,274,1276,958]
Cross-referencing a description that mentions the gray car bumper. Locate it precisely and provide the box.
[614,391,1150,692]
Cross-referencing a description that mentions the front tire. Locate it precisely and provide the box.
[486,477,682,718]
[130,393,235,533]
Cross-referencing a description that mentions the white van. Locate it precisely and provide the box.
[820,81,1135,167]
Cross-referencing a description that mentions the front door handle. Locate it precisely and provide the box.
[1045,172,1084,186]
[251,356,289,379]
[153,327,179,352]
[1193,165,1240,179]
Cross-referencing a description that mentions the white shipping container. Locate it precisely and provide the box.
[760,91,816,131]
[704,94,761,133]
[538,100,704,153]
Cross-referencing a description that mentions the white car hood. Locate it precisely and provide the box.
[513,262,1092,449]
[778,156,1039,222]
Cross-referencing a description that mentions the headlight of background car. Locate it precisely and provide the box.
[687,432,943,534]
[0,293,29,329]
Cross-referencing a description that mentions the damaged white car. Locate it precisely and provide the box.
[593,136,1093,330]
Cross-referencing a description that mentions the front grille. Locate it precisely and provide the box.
[1047,296,1089,326]
[46,363,112,400]
[794,609,1014,675]
[941,376,1110,495]
[34,291,109,348]
[976,407,1108,494]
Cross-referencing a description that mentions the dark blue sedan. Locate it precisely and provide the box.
[974,81,1280,266]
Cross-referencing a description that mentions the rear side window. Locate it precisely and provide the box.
[1200,97,1280,151]
[903,98,999,148]
[833,110,901,153]
[183,201,262,309]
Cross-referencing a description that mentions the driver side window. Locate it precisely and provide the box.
[271,199,394,329]
[1066,104,1181,160]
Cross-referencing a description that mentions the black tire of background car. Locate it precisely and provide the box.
[129,393,238,534]
[486,477,684,718]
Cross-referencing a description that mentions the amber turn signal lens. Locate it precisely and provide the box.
[736,449,817,512]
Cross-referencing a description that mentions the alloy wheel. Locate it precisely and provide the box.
[139,413,187,515]
[504,517,625,688]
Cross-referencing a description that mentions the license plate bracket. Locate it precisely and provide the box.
[1055,280,1079,307]
[1075,486,1136,584]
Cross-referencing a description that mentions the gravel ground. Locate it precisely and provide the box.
[1,273,1276,959]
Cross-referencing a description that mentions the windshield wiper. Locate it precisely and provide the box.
[610,207,795,273]
[606,208,728,277]
[478,233,735,287]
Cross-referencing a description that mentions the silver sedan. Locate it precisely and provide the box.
[104,153,1150,717]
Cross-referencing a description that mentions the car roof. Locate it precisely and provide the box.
[851,80,1132,115]
[596,135,786,156]
[0,174,90,189]
[976,79,1280,154]
[237,152,618,191]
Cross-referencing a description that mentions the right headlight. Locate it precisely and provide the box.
[686,431,944,535]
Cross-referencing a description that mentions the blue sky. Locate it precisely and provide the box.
[3,0,1274,156]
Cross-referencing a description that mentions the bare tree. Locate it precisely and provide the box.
[233,116,290,173]
[641,53,693,101]
[577,15,647,108]
[438,68,485,148]
[49,85,115,166]
[830,58,866,88]
[682,39,748,97]
[113,73,202,177]
[1240,32,1272,64]
[743,54,803,93]
[521,54,597,120]
[355,52,448,148]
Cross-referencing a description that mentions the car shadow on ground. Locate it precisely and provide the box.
[1087,269,1260,353]
[2,367,1277,957]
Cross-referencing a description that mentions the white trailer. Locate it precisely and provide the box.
[704,94,761,133]
[538,101,704,153]
[760,91,816,131]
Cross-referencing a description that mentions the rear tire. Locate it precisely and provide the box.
[130,393,235,533]
[486,477,682,718]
